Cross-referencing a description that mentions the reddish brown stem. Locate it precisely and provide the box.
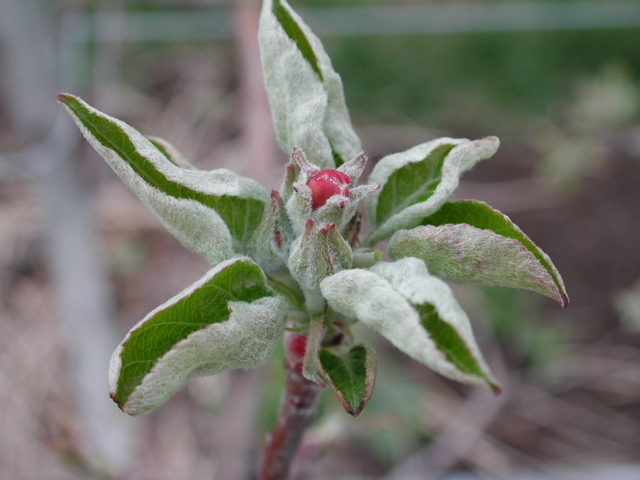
[258,357,323,480]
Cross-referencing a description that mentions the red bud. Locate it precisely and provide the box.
[307,169,352,210]
[284,332,308,375]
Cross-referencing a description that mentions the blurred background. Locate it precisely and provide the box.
[1,0,640,479]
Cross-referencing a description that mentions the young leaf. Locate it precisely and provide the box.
[318,344,377,417]
[288,219,353,292]
[389,200,568,307]
[301,314,327,386]
[259,0,361,168]
[56,94,269,259]
[320,259,500,393]
[365,137,499,245]
[109,257,287,416]
[250,190,292,274]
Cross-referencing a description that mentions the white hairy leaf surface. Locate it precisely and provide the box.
[389,224,564,304]
[147,135,197,170]
[57,94,269,262]
[109,257,287,416]
[320,258,500,392]
[259,0,361,168]
[394,199,569,307]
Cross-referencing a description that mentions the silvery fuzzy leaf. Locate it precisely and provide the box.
[302,314,327,386]
[250,190,292,274]
[56,94,269,262]
[259,0,361,168]
[365,136,499,245]
[320,258,500,393]
[109,257,287,416]
[388,200,569,307]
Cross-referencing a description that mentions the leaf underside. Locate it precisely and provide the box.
[113,259,273,409]
[420,200,569,307]
[260,0,361,169]
[148,137,177,165]
[365,137,499,245]
[148,136,196,170]
[320,260,500,394]
[57,94,265,248]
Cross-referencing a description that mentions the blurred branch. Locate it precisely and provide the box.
[258,354,323,480]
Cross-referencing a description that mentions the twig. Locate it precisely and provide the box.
[258,354,323,480]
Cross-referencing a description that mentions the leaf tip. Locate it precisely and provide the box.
[346,397,371,417]
[488,379,503,396]
[346,407,360,417]
[109,391,128,413]
[55,93,74,105]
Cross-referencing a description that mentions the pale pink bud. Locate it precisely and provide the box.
[307,169,352,210]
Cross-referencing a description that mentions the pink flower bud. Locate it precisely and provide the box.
[307,169,352,210]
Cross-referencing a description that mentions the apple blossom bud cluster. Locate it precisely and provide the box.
[252,148,379,303]
[55,0,570,428]
[283,148,379,237]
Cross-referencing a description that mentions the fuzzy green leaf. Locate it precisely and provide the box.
[365,137,499,245]
[390,200,568,307]
[259,0,361,168]
[108,258,286,416]
[413,303,488,382]
[320,259,500,393]
[375,143,455,226]
[56,94,269,259]
[319,344,377,417]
